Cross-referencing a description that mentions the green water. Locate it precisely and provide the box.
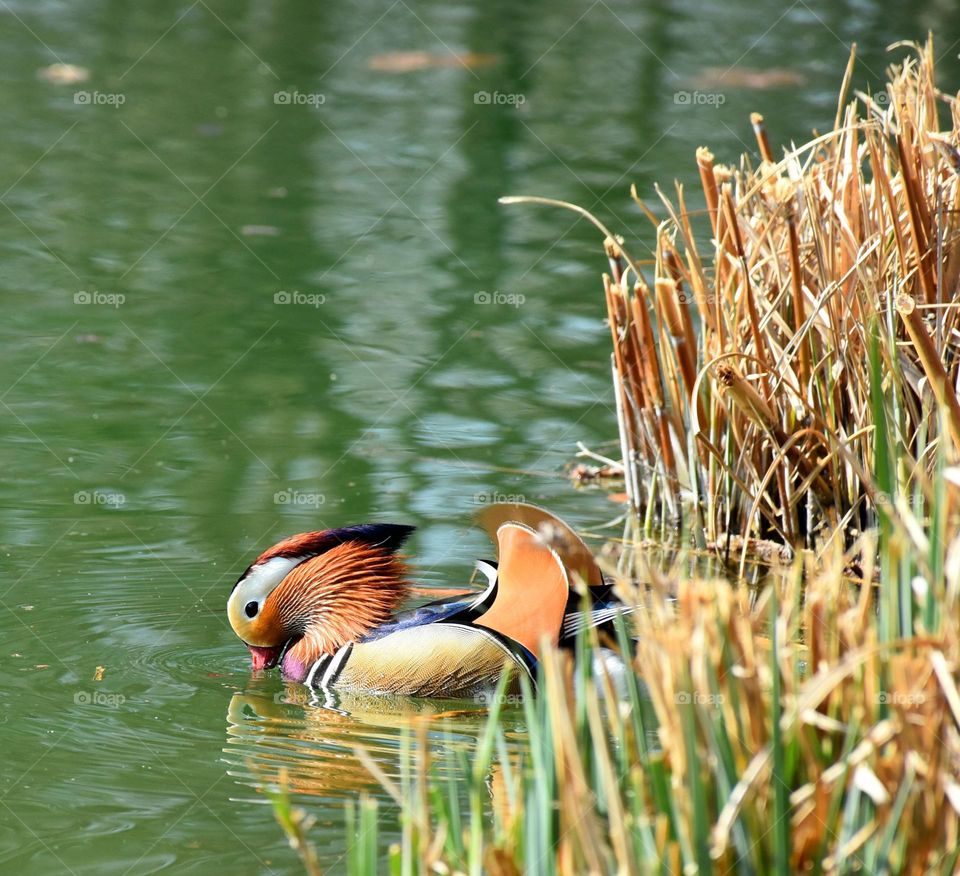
[2,1,958,872]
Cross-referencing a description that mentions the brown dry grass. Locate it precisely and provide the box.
[508,38,960,570]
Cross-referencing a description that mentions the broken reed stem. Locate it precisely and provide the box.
[786,207,811,389]
[751,112,774,163]
[897,292,960,450]
[696,146,721,238]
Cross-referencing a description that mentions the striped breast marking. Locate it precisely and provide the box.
[304,644,354,690]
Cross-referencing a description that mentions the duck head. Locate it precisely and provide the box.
[227,523,414,678]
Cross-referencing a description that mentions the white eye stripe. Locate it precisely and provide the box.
[228,555,305,618]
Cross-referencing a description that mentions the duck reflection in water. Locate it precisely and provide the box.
[225,676,524,803]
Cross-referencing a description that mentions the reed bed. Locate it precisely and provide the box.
[271,536,960,874]
[508,38,960,564]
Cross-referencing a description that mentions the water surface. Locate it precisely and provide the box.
[2,1,958,872]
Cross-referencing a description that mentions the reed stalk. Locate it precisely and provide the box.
[505,37,960,568]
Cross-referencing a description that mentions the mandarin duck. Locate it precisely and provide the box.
[227,502,623,698]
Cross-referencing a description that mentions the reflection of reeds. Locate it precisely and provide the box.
[507,39,960,566]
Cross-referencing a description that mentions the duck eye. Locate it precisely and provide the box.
[244,601,258,618]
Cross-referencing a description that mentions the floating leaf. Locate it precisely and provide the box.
[368,50,498,73]
[38,63,90,85]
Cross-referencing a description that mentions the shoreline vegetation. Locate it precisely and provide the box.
[515,38,960,571]
[269,37,960,874]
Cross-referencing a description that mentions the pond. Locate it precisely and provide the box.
[2,1,959,872]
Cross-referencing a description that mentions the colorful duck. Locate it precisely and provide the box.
[227,502,620,697]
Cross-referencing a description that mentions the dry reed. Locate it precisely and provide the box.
[506,37,960,567]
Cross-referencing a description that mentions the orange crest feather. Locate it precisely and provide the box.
[264,541,410,669]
